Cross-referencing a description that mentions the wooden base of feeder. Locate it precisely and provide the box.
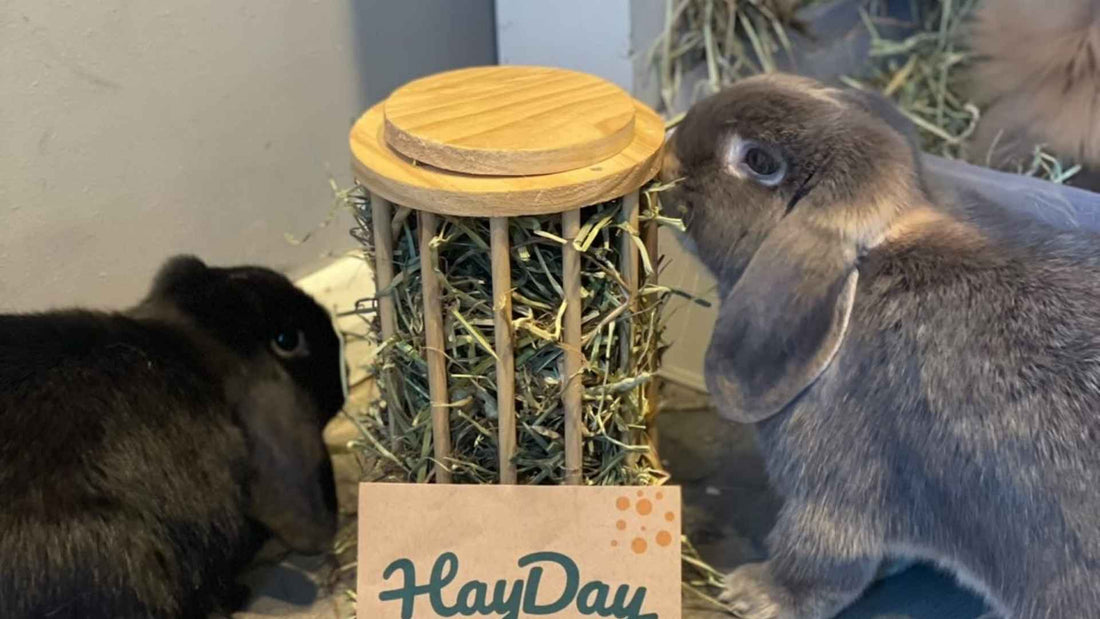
[349,65,666,485]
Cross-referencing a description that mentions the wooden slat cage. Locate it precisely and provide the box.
[349,66,669,485]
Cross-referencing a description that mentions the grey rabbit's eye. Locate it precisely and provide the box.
[745,147,779,176]
[271,329,310,359]
[741,143,786,187]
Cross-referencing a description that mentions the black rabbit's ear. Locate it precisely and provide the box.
[150,255,209,296]
[705,215,858,422]
[237,368,337,554]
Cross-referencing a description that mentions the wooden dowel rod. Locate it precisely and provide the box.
[562,208,584,485]
[618,191,642,465]
[641,213,662,458]
[391,205,413,241]
[618,191,640,371]
[371,194,397,341]
[490,217,517,484]
[419,211,452,483]
[370,193,400,449]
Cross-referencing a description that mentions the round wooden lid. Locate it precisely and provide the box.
[350,97,665,217]
[382,66,637,176]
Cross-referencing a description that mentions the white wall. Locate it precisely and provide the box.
[495,0,664,108]
[494,0,718,389]
[1,0,495,312]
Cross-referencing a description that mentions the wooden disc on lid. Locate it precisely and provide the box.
[350,66,665,217]
[382,65,638,176]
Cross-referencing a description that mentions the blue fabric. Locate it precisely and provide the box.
[839,564,990,619]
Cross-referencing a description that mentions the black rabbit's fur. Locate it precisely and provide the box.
[662,74,1100,618]
[0,255,345,618]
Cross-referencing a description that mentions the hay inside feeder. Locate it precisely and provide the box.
[346,185,676,486]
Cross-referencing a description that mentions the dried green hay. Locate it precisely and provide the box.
[841,0,1081,184]
[653,0,1080,185]
[345,185,680,485]
[651,0,816,115]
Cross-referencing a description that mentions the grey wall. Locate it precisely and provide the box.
[1,0,495,312]
[495,0,663,108]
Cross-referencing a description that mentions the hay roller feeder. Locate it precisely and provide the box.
[349,65,667,485]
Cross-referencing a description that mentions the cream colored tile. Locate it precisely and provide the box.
[295,253,376,387]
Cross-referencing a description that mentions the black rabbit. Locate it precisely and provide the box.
[0,255,347,619]
[660,73,1100,619]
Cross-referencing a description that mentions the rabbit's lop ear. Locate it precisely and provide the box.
[834,88,917,147]
[239,375,337,554]
[705,215,858,423]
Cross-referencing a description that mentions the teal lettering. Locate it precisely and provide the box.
[488,579,525,619]
[519,552,579,614]
[378,558,427,619]
[428,552,461,616]
[611,584,656,619]
[378,551,657,619]
[377,552,460,619]
[455,580,489,615]
[577,581,611,616]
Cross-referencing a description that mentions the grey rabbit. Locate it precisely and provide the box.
[659,73,1100,619]
[0,255,347,619]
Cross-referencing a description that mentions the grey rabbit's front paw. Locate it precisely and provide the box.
[720,563,796,619]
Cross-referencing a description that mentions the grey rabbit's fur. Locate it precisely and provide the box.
[0,255,347,619]
[661,73,1100,618]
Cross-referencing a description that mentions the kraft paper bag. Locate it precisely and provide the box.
[358,483,682,619]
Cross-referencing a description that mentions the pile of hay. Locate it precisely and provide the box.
[654,0,1081,184]
[652,0,807,112]
[841,0,1081,183]
[345,186,676,486]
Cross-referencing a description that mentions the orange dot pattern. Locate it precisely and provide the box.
[611,490,677,555]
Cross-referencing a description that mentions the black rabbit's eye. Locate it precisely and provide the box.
[271,329,309,358]
[275,330,297,350]
[744,147,779,176]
